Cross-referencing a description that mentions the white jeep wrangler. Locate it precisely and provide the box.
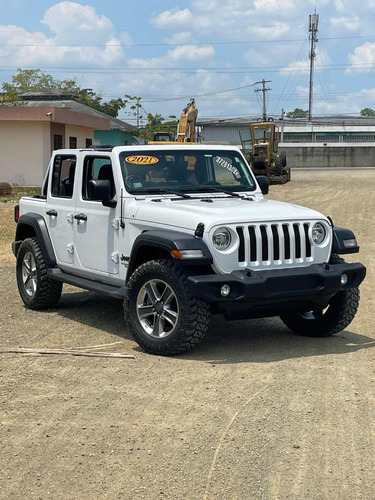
[13,145,366,355]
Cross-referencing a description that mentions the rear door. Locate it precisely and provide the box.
[46,153,77,265]
[73,154,119,275]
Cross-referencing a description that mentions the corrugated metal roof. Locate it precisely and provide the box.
[198,116,375,127]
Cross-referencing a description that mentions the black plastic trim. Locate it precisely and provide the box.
[332,226,359,254]
[127,229,213,278]
[13,213,56,266]
[48,269,124,298]
[187,262,366,310]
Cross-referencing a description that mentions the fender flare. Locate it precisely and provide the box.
[127,229,213,279]
[332,226,359,255]
[13,213,56,266]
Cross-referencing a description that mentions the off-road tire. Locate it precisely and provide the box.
[124,259,211,355]
[280,151,287,167]
[274,156,283,176]
[280,255,360,337]
[16,237,62,310]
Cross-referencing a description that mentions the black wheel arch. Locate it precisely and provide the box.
[13,213,56,266]
[126,229,213,282]
[331,226,359,255]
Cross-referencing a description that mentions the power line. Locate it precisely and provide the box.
[0,17,374,35]
[1,33,375,48]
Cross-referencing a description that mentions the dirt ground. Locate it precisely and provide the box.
[1,170,374,500]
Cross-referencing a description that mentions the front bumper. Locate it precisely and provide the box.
[187,262,366,320]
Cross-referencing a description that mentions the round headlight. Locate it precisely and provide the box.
[312,223,326,245]
[213,227,231,250]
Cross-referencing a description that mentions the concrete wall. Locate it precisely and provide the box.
[66,124,94,149]
[279,143,375,168]
[0,121,50,185]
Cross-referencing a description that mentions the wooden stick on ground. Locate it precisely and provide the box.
[0,347,135,359]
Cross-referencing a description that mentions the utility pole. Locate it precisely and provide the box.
[308,11,319,121]
[254,79,271,121]
[280,108,285,142]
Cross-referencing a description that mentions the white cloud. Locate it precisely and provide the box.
[330,15,360,32]
[41,2,113,33]
[168,45,215,62]
[252,22,290,39]
[334,0,345,12]
[347,42,375,74]
[165,31,194,45]
[253,0,295,13]
[280,50,331,76]
[0,2,129,67]
[152,0,307,33]
[128,44,215,70]
[152,8,194,29]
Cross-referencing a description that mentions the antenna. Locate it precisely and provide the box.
[308,10,319,121]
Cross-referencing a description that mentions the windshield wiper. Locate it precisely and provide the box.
[187,186,254,201]
[146,188,194,199]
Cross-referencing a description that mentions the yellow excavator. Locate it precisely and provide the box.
[239,121,290,184]
[150,98,198,144]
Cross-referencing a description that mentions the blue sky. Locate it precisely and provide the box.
[1,0,375,124]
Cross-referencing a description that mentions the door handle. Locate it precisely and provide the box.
[74,213,87,222]
[46,209,58,217]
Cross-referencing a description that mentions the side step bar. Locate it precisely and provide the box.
[48,268,125,299]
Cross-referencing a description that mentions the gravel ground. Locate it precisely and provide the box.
[0,170,374,500]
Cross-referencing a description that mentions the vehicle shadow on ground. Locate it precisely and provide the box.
[55,289,375,364]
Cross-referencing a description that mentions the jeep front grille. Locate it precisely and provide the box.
[236,222,313,267]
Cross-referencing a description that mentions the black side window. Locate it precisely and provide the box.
[53,134,63,150]
[51,155,77,198]
[82,156,115,201]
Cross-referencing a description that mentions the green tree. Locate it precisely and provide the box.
[286,108,308,118]
[139,113,178,140]
[1,68,126,117]
[360,107,375,117]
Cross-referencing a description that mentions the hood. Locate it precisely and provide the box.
[128,196,326,232]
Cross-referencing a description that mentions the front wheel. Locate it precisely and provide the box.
[124,260,211,355]
[281,254,360,337]
[274,156,283,176]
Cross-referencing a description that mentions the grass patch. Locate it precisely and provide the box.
[0,188,41,262]
[0,204,16,262]
[0,186,41,204]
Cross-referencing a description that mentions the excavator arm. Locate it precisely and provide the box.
[149,98,198,144]
[176,98,198,142]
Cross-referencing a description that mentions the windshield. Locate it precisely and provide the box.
[119,150,256,194]
[253,126,272,143]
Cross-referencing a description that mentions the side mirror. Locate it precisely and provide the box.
[88,180,117,207]
[256,175,269,195]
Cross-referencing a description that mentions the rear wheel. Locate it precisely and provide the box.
[16,237,62,310]
[124,260,211,355]
[280,151,287,167]
[280,255,360,337]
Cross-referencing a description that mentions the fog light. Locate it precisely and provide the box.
[220,284,231,297]
[341,274,348,285]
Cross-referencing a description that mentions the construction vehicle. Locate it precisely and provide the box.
[150,98,198,144]
[239,120,290,184]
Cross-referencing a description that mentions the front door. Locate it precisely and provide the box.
[73,155,119,275]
